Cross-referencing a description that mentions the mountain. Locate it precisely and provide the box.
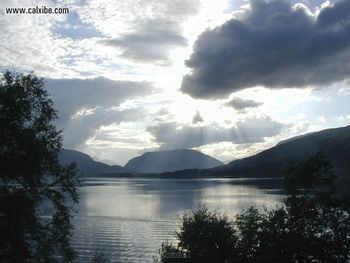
[59,149,130,176]
[124,149,224,174]
[215,125,350,177]
[59,125,350,177]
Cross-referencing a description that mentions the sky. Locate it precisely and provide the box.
[1,0,350,165]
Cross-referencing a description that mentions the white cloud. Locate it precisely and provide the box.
[84,122,159,165]
[77,0,201,64]
[318,116,326,123]
[0,0,71,76]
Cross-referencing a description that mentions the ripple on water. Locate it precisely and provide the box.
[72,216,178,263]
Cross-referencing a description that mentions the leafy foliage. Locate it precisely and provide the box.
[90,252,110,263]
[177,207,237,263]
[156,152,350,262]
[153,242,186,263]
[0,71,79,263]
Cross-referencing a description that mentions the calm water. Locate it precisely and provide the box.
[71,177,284,263]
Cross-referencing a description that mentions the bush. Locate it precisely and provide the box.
[177,207,237,263]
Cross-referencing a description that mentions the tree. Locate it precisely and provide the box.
[0,71,79,262]
[284,151,337,208]
[235,207,265,262]
[281,152,350,262]
[156,206,237,263]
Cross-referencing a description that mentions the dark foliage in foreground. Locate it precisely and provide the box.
[0,71,79,262]
[90,252,110,263]
[155,152,350,263]
[177,207,237,263]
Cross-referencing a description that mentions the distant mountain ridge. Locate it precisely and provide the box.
[124,149,224,174]
[215,125,350,177]
[59,149,130,176]
[59,125,350,177]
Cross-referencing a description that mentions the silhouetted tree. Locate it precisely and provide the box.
[177,206,237,263]
[0,71,79,262]
[156,206,237,263]
[235,206,264,262]
[284,151,337,210]
[280,152,350,262]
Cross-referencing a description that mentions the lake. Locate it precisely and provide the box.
[71,177,285,263]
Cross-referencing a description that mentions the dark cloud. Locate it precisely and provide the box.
[45,77,154,147]
[101,0,200,64]
[46,77,153,121]
[192,111,204,124]
[101,20,187,64]
[224,97,263,111]
[181,0,350,98]
[147,116,284,149]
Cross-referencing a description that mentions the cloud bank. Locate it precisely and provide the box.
[96,0,200,64]
[101,20,187,65]
[181,0,350,98]
[148,116,284,149]
[46,77,154,147]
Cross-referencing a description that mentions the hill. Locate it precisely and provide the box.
[214,125,350,177]
[59,125,350,177]
[59,149,130,176]
[124,149,224,174]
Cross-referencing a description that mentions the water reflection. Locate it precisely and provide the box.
[72,177,284,262]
